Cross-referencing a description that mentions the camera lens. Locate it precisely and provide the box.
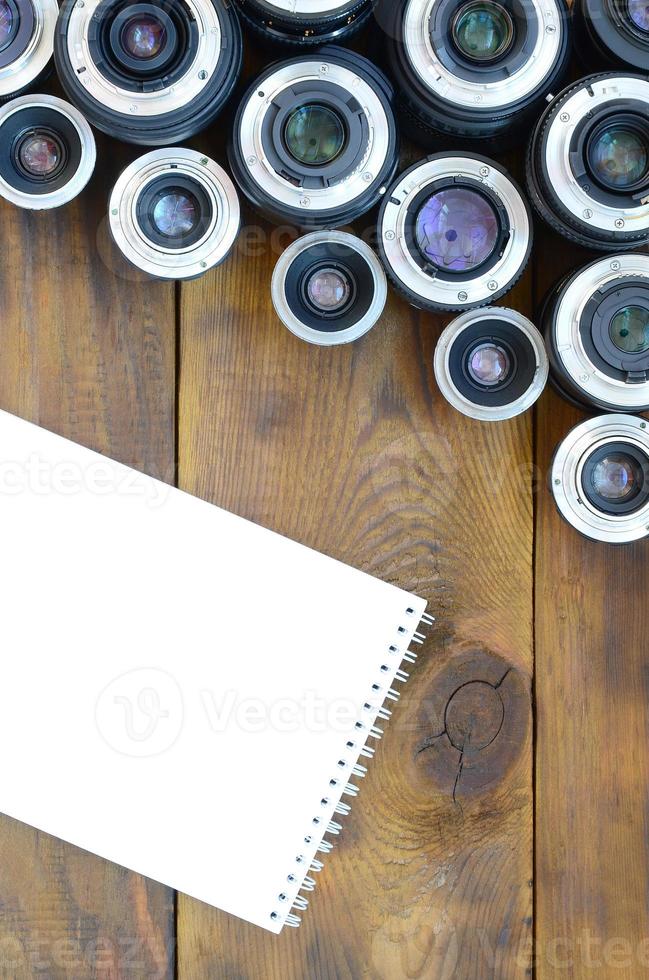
[271,231,387,345]
[0,94,96,209]
[541,253,649,413]
[574,0,649,72]
[54,0,242,146]
[232,0,374,47]
[0,0,58,102]
[434,307,548,420]
[378,153,532,313]
[109,147,240,280]
[377,0,571,149]
[551,414,649,543]
[527,73,649,251]
[228,46,399,230]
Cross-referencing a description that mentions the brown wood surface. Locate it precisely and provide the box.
[0,132,176,980]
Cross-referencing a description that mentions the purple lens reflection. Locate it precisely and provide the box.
[122,15,166,59]
[415,188,499,272]
[628,0,649,31]
[0,0,13,47]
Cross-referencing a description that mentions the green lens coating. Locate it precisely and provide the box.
[452,0,514,62]
[284,104,346,167]
[588,126,648,189]
[609,305,649,353]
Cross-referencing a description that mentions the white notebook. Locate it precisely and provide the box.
[0,409,429,933]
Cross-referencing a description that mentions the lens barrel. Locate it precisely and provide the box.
[378,153,532,313]
[272,230,387,344]
[233,0,374,47]
[551,413,649,543]
[54,0,242,146]
[0,0,57,102]
[109,147,240,279]
[527,72,649,252]
[228,46,399,229]
[542,253,649,413]
[0,93,96,209]
[434,307,548,420]
[377,0,571,150]
[573,0,649,72]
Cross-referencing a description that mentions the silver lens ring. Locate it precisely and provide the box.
[403,0,564,111]
[548,253,649,412]
[434,307,548,421]
[109,148,240,280]
[271,231,387,345]
[231,52,396,227]
[378,154,531,312]
[0,0,58,101]
[0,94,96,209]
[552,414,649,543]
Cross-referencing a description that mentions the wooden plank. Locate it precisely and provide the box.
[177,201,534,975]
[534,237,649,978]
[0,131,176,980]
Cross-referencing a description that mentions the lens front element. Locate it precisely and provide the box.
[284,103,346,167]
[415,187,500,273]
[451,0,515,62]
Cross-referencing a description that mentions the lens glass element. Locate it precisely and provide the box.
[415,187,499,272]
[628,0,649,32]
[590,453,642,502]
[306,267,352,312]
[0,0,14,48]
[152,189,200,239]
[284,104,346,167]
[588,126,648,189]
[467,342,511,386]
[18,133,62,177]
[121,14,167,59]
[452,0,514,62]
[609,305,649,353]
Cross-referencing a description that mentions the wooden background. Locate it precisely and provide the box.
[0,32,648,980]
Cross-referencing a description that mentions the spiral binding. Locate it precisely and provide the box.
[271,605,434,929]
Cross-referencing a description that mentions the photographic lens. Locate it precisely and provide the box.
[284,104,346,167]
[434,307,548,421]
[587,125,648,189]
[0,0,58,103]
[542,253,649,412]
[575,0,649,72]
[54,0,242,146]
[379,154,531,313]
[109,148,240,280]
[414,188,499,272]
[0,94,95,209]
[272,231,387,345]
[232,0,374,47]
[121,14,166,59]
[229,47,399,229]
[627,0,649,32]
[378,0,570,149]
[551,414,649,543]
[452,1,514,62]
[527,74,649,251]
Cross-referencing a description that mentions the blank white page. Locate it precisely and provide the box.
[0,409,428,934]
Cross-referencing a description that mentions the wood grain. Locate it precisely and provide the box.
[534,234,649,978]
[176,191,534,976]
[0,130,176,980]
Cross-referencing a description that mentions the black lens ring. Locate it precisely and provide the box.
[108,4,179,75]
[403,176,510,282]
[580,277,649,379]
[233,0,373,45]
[136,173,214,249]
[0,105,82,194]
[578,0,649,70]
[88,0,197,94]
[299,262,357,319]
[0,0,34,70]
[12,125,68,182]
[569,101,649,205]
[284,241,375,333]
[581,439,649,514]
[447,317,538,406]
[262,81,369,190]
[432,0,537,81]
